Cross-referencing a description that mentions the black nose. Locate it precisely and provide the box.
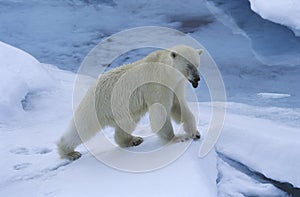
[192,82,198,88]
[192,75,200,88]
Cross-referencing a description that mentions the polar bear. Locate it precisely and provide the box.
[57,45,203,160]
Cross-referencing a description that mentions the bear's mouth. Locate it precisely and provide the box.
[189,79,199,88]
[187,64,200,88]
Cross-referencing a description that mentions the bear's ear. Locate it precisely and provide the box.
[198,50,203,55]
[170,51,177,59]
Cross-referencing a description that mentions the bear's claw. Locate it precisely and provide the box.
[130,137,144,146]
[192,131,201,140]
[67,151,82,161]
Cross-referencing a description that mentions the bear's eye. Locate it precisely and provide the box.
[171,52,176,58]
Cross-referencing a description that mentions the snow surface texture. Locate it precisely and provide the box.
[0,42,57,124]
[1,0,300,196]
[248,0,300,36]
[0,41,219,197]
[0,40,299,197]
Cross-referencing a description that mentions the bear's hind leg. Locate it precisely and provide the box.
[114,126,143,147]
[57,119,82,160]
[66,151,82,161]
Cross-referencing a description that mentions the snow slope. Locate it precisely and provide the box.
[1,41,299,196]
[0,42,55,123]
[0,41,218,197]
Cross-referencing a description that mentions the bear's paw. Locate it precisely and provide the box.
[130,137,144,146]
[67,151,82,161]
[192,131,201,140]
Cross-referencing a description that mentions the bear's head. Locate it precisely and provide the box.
[168,45,203,88]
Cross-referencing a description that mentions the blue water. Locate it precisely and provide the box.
[1,0,299,108]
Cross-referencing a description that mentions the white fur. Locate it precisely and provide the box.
[57,45,201,159]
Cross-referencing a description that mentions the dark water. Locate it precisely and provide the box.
[217,151,300,197]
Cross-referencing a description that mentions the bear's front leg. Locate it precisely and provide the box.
[181,102,201,140]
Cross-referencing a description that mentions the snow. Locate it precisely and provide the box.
[1,0,300,196]
[1,42,299,196]
[248,0,300,36]
[257,92,291,99]
[0,41,56,124]
[0,42,219,197]
[217,159,286,197]
[216,108,300,187]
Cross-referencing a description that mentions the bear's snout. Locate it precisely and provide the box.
[187,63,200,88]
[189,76,200,88]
